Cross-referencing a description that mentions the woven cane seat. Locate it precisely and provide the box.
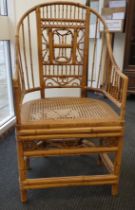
[21,98,119,127]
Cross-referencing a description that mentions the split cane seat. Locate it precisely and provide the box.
[21,98,119,126]
[13,1,128,202]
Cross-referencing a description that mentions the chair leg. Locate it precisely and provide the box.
[17,141,28,203]
[20,190,27,203]
[112,136,124,196]
[97,138,103,165]
[112,184,119,196]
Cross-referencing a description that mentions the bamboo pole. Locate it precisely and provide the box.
[36,7,45,98]
[18,133,123,141]
[99,153,114,174]
[22,174,118,190]
[18,126,123,136]
[24,146,118,157]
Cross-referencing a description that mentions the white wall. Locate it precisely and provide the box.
[12,0,125,71]
[113,33,125,69]
[14,0,81,21]
[9,0,125,99]
[0,16,10,40]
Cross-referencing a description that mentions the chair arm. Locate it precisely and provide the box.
[85,64,128,119]
[102,64,128,119]
[98,31,128,119]
[12,71,19,88]
[12,71,25,123]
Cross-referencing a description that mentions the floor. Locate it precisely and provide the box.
[0,97,135,209]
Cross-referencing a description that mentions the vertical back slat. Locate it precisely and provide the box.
[74,6,76,19]
[18,39,24,87]
[54,4,56,19]
[82,8,90,96]
[97,32,105,88]
[91,17,98,87]
[46,6,48,18]
[22,22,30,89]
[70,5,72,19]
[58,4,60,18]
[72,29,78,64]
[28,15,35,87]
[36,7,45,98]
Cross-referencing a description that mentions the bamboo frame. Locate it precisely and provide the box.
[13,1,128,203]
[22,175,118,189]
[24,147,118,157]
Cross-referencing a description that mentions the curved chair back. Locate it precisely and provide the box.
[16,2,111,98]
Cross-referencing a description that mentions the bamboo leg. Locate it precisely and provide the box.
[112,136,123,196]
[112,184,118,196]
[97,138,103,165]
[20,189,27,203]
[81,88,87,97]
[17,141,28,203]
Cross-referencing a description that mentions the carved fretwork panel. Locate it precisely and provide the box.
[41,27,85,65]
[53,29,73,64]
[39,9,88,88]
[42,29,49,63]
[76,29,85,63]
[35,4,89,89]
[43,65,83,87]
[23,139,98,151]
[40,25,86,87]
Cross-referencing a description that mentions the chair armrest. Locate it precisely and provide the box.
[101,63,128,119]
[12,71,25,123]
[85,63,128,119]
[99,32,128,119]
[12,70,18,86]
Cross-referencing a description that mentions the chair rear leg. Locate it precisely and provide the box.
[112,136,124,196]
[17,141,28,203]
[20,189,27,203]
[97,138,104,165]
[25,157,31,170]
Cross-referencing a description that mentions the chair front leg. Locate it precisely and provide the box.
[17,141,27,203]
[112,136,124,196]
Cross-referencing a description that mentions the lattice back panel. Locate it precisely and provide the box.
[36,3,89,93]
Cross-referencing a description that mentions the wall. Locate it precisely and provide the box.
[13,0,125,68]
[113,33,125,69]
[9,0,125,99]
[14,0,82,21]
[0,16,9,40]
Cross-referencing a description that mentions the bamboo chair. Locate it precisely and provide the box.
[13,2,128,203]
